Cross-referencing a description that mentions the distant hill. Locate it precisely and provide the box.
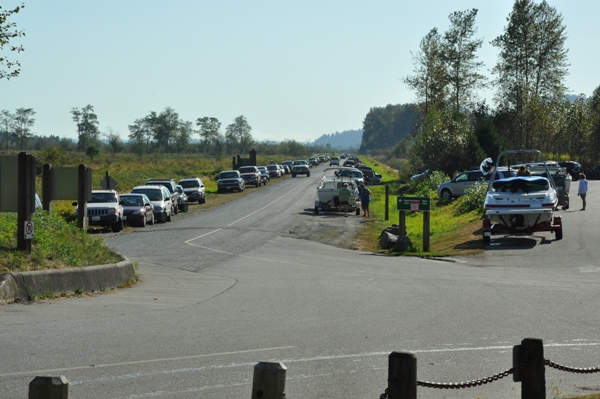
[313,129,362,150]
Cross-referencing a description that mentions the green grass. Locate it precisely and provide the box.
[0,209,123,273]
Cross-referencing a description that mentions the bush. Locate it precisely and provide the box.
[455,180,488,215]
[415,171,450,196]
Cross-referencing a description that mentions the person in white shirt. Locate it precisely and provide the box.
[578,173,588,210]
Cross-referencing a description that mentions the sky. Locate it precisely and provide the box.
[1,0,598,143]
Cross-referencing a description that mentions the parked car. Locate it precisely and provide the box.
[238,166,262,187]
[74,190,125,232]
[267,164,282,178]
[410,169,431,182]
[146,178,180,215]
[309,157,320,166]
[175,185,189,212]
[291,160,311,177]
[281,164,291,175]
[437,169,516,200]
[337,167,364,186]
[259,169,270,185]
[587,165,600,180]
[217,170,245,193]
[357,165,382,181]
[119,193,155,227]
[558,161,582,181]
[131,185,173,222]
[282,161,294,173]
[329,157,339,166]
[178,177,206,204]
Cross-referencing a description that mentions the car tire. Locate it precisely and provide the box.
[255,181,259,187]
[166,211,172,222]
[307,172,310,177]
[182,203,189,212]
[111,218,124,233]
[140,215,147,228]
[355,208,360,216]
[440,189,452,200]
[292,174,296,178]
[314,207,319,214]
[555,227,563,240]
[149,213,155,225]
[173,204,178,215]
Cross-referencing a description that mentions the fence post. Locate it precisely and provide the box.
[251,362,286,399]
[28,376,69,399]
[387,352,417,399]
[385,184,389,221]
[521,338,545,399]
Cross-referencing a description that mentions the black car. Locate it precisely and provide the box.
[586,165,600,180]
[559,161,582,181]
[217,170,245,193]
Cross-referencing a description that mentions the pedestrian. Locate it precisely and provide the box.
[359,184,371,217]
[338,183,351,216]
[578,173,588,210]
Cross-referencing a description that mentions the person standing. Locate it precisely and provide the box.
[338,183,351,216]
[359,184,371,217]
[578,173,588,210]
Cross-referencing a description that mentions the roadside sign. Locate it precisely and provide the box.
[397,196,431,212]
[24,220,34,240]
[100,174,119,190]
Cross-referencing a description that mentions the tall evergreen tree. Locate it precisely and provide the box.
[13,107,35,150]
[71,104,100,151]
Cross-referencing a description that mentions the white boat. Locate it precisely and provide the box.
[482,150,563,242]
[314,167,361,215]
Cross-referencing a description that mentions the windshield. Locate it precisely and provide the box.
[267,165,277,170]
[89,192,118,203]
[120,195,143,206]
[293,160,307,165]
[179,180,200,188]
[239,167,256,174]
[219,172,239,179]
[132,188,162,201]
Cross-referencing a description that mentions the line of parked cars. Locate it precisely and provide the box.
[80,176,207,231]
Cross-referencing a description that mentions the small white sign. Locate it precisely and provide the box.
[24,220,34,240]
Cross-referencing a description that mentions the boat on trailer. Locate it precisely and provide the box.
[314,167,361,215]
[482,150,563,242]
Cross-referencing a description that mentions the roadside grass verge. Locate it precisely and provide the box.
[355,158,484,257]
[0,210,123,273]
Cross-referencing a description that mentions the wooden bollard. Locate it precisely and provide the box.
[387,352,417,399]
[521,338,545,399]
[252,362,286,399]
[29,376,69,399]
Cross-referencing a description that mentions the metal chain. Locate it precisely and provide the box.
[545,359,600,374]
[378,387,390,399]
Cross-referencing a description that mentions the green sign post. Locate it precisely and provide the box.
[396,195,431,251]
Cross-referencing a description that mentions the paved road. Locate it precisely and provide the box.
[1,171,599,399]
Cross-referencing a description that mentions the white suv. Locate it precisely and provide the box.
[77,190,124,232]
[131,185,173,223]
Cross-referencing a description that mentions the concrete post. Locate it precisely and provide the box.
[28,376,69,399]
[251,362,286,399]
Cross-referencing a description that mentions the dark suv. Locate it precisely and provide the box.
[558,161,582,181]
[178,177,206,203]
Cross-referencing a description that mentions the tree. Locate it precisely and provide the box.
[443,9,486,112]
[86,145,99,161]
[71,104,100,151]
[128,117,153,154]
[0,109,14,149]
[196,116,221,153]
[225,115,253,154]
[404,28,448,114]
[0,3,25,80]
[360,104,419,152]
[103,127,123,154]
[491,0,569,147]
[147,107,180,152]
[13,107,34,149]
[174,120,193,153]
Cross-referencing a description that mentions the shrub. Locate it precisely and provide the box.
[455,180,488,215]
[415,171,450,196]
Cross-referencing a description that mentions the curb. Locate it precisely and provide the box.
[0,259,136,305]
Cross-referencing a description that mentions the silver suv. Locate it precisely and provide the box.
[131,185,173,223]
[178,177,206,203]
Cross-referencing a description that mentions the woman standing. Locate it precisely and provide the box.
[359,184,371,217]
[578,173,588,210]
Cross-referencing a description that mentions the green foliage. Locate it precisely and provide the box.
[360,104,420,153]
[86,145,100,161]
[414,170,450,195]
[0,210,122,273]
[454,180,487,215]
[0,3,25,80]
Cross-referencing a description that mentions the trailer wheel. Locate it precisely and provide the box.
[355,207,360,216]
[555,228,563,240]
[314,207,319,214]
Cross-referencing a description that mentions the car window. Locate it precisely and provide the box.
[89,193,117,203]
[132,188,161,201]
[179,180,199,188]
[219,172,238,179]
[467,171,484,181]
[239,167,256,173]
[454,173,468,182]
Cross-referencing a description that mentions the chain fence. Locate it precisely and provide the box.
[378,357,600,398]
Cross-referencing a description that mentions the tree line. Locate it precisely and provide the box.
[363,0,600,175]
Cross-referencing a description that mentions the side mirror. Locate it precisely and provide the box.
[72,201,78,207]
[119,200,124,205]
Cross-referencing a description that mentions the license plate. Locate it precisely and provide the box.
[92,216,101,221]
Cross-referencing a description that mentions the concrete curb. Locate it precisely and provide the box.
[0,259,136,305]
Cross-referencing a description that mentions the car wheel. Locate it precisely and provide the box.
[183,203,189,212]
[166,211,172,222]
[440,189,452,200]
[355,207,360,216]
[292,174,296,177]
[111,218,124,233]
[140,215,147,228]
[173,204,178,215]
[314,207,319,214]
[255,181,259,187]
[307,172,310,177]
[149,213,155,225]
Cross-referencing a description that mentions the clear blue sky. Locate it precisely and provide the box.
[1,0,598,143]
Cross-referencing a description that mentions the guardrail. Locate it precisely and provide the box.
[25,338,600,398]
